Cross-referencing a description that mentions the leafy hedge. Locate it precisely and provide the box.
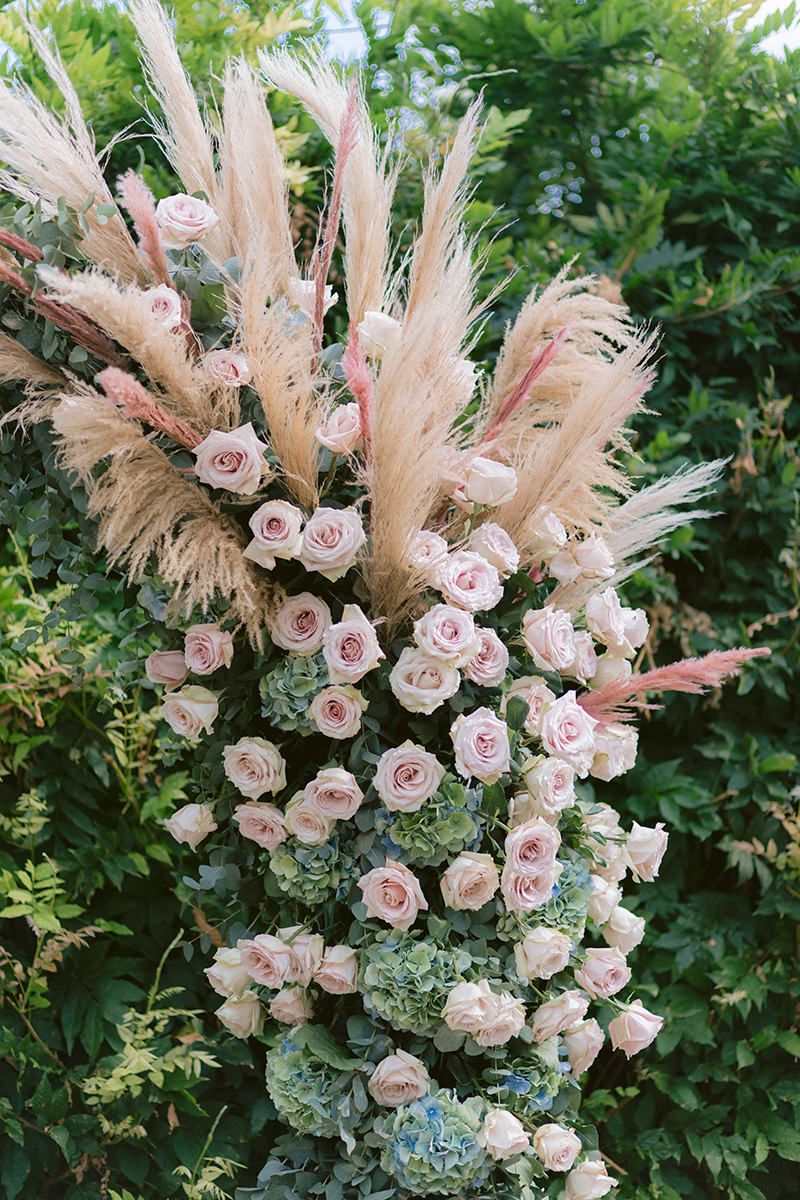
[1,1,798,1198]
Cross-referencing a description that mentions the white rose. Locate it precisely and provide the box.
[204,946,251,998]
[574,946,631,999]
[368,1050,429,1107]
[463,627,509,686]
[269,592,331,654]
[565,631,598,684]
[357,310,402,356]
[591,652,633,689]
[608,999,663,1057]
[162,685,219,739]
[288,276,336,317]
[309,685,367,739]
[603,905,646,953]
[469,522,520,576]
[165,802,217,849]
[514,927,572,981]
[316,401,362,454]
[505,676,556,737]
[216,990,263,1039]
[549,535,615,585]
[477,1109,531,1160]
[530,989,589,1043]
[442,979,494,1034]
[389,647,460,714]
[533,1123,582,1172]
[323,604,384,684]
[269,986,314,1025]
[451,707,510,783]
[587,877,622,926]
[204,348,252,387]
[563,1018,605,1076]
[626,821,669,882]
[155,192,219,248]
[463,456,518,506]
[414,604,480,666]
[145,650,188,690]
[594,841,629,885]
[299,506,366,581]
[223,737,286,799]
[374,742,444,812]
[438,550,503,612]
[522,755,577,819]
[564,1159,618,1200]
[313,945,359,994]
[284,795,333,845]
[407,529,450,583]
[591,724,638,782]
[522,604,577,672]
[143,284,183,330]
[184,623,234,675]
[527,508,568,561]
[232,802,288,851]
[304,768,363,821]
[540,691,598,777]
[244,500,304,569]
[440,852,500,910]
[474,990,526,1046]
[193,423,270,495]
[584,804,622,839]
[586,588,647,658]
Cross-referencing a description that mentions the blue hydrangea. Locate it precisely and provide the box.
[377,1091,490,1196]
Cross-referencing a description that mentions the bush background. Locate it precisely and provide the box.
[0,2,798,1198]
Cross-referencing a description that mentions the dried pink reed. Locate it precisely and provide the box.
[118,171,172,287]
[579,647,770,726]
[342,326,373,455]
[482,326,569,445]
[0,229,44,262]
[98,366,202,449]
[313,78,359,354]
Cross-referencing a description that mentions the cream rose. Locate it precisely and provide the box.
[309,685,367,739]
[413,604,480,666]
[442,979,494,1034]
[279,927,324,985]
[232,802,288,851]
[374,742,444,812]
[358,860,428,930]
[587,877,622,926]
[451,707,510,783]
[463,627,509,686]
[474,990,526,1046]
[389,648,460,715]
[408,529,449,582]
[591,652,633,690]
[269,592,331,654]
[533,1123,582,1172]
[145,649,188,689]
[528,508,568,561]
[244,500,304,569]
[441,852,500,910]
[591,724,638,782]
[239,934,294,989]
[563,1018,605,1076]
[469,522,521,577]
[288,276,337,317]
[463,456,518,506]
[566,632,598,685]
[162,685,219,739]
[323,604,384,684]
[304,768,363,821]
[514,927,572,981]
[586,587,648,658]
[501,861,560,912]
[216,990,263,1039]
[608,999,663,1057]
[477,1109,530,1161]
[193,423,270,495]
[357,310,402,356]
[184,623,233,675]
[522,755,577,819]
[564,1159,618,1200]
[316,401,362,454]
[165,802,217,849]
[530,989,590,1043]
[626,821,669,882]
[204,348,252,387]
[540,691,598,777]
[574,946,631,999]
[549,534,615,585]
[143,284,183,330]
[204,946,251,998]
[438,550,503,612]
[523,604,577,673]
[268,986,314,1025]
[313,945,359,994]
[155,192,219,248]
[603,905,646,953]
[284,795,333,845]
[505,817,561,878]
[223,737,286,799]
[506,676,556,737]
[299,506,365,581]
[368,1050,430,1107]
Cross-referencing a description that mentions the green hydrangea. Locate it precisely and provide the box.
[377,1091,489,1196]
[361,933,471,1036]
[265,1038,357,1138]
[483,1039,570,1116]
[376,778,483,868]
[259,652,328,733]
[269,835,354,907]
[496,856,591,943]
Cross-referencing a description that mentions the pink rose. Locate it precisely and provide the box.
[204,946,251,998]
[438,550,503,612]
[322,604,384,684]
[244,500,304,569]
[522,604,576,672]
[549,534,615,585]
[299,506,365,581]
[184,623,233,675]
[165,802,217,849]
[145,649,188,689]
[527,508,568,561]
[313,945,359,994]
[563,1018,605,1076]
[591,724,638,782]
[374,742,444,812]
[477,1109,530,1160]
[309,685,367,739]
[609,999,663,1058]
[357,310,402,357]
[505,676,556,737]
[279,927,324,985]
[233,802,288,851]
[500,860,561,912]
[564,1160,618,1200]
[574,946,631,999]
[522,756,577,819]
[462,456,518,506]
[268,986,314,1025]
[413,604,480,666]
[269,592,331,655]
[316,401,362,454]
[530,989,590,1043]
[451,707,510,783]
[591,652,632,689]
[193,423,270,495]
[587,877,622,926]
[223,737,286,799]
[216,990,263,1039]
[155,192,219,248]
[288,276,336,317]
[162,686,219,739]
[533,1123,582,1172]
[440,852,500,910]
[284,796,333,845]
[603,905,646,954]
[566,632,598,684]
[442,979,494,1034]
[368,1050,430,1107]
[540,691,598,777]
[463,627,509,686]
[505,817,561,878]
[626,821,669,882]
[514,927,572,981]
[586,587,648,658]
[143,284,183,330]
[358,859,428,930]
[469,522,520,576]
[389,648,460,714]
[204,348,252,387]
[239,934,294,989]
[407,529,449,582]
[474,990,526,1047]
[304,768,363,821]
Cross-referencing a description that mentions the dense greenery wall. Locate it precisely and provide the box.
[1,1,798,1198]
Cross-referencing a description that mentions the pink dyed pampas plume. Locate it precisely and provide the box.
[580,647,771,726]
[481,326,569,446]
[117,171,172,287]
[312,78,359,351]
[97,367,202,449]
[342,328,373,455]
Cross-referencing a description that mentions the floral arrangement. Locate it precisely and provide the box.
[0,4,768,1197]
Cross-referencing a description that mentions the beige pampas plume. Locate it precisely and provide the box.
[0,334,63,430]
[51,388,275,640]
[0,21,144,282]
